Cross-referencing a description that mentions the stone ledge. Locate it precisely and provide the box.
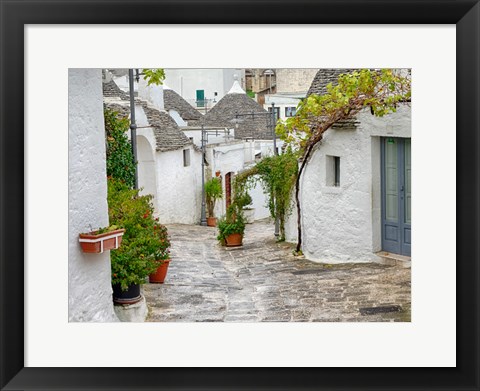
[375,251,411,268]
[114,295,148,322]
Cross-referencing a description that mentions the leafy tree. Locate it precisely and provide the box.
[276,69,411,252]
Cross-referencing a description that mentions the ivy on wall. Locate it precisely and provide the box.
[104,108,135,188]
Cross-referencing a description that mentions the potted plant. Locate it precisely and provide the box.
[217,204,246,247]
[79,225,125,253]
[205,177,223,227]
[108,178,159,304]
[148,220,172,284]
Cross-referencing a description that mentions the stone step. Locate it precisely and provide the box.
[375,251,411,268]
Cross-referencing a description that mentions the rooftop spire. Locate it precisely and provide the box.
[227,74,245,94]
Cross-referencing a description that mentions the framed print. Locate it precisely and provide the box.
[1,0,479,390]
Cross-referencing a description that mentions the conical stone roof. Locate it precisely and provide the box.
[190,80,272,140]
[102,79,196,152]
[163,86,201,121]
[307,69,359,129]
[307,69,357,97]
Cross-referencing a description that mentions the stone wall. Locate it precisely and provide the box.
[68,68,118,322]
[285,105,411,263]
[275,69,318,93]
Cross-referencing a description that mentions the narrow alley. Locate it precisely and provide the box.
[144,220,411,322]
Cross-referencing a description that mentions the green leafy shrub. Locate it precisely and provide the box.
[216,209,246,244]
[108,178,163,290]
[205,177,223,218]
[235,192,252,210]
[217,187,248,244]
[104,108,135,188]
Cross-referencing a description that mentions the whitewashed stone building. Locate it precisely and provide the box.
[285,69,412,263]
[69,69,118,322]
[103,75,202,225]
[187,79,282,221]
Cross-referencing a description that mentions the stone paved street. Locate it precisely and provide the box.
[144,219,411,322]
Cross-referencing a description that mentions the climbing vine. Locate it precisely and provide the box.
[233,150,298,241]
[276,69,411,252]
[104,108,135,188]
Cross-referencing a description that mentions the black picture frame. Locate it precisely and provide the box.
[1,1,478,390]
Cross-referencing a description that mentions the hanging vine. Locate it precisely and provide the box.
[233,150,298,241]
[276,69,411,253]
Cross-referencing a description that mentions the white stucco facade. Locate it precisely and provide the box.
[285,105,411,263]
[69,69,118,322]
[138,77,164,111]
[164,69,246,109]
[154,146,203,224]
[264,94,303,121]
[205,141,272,221]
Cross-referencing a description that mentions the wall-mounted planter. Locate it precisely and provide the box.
[79,228,125,254]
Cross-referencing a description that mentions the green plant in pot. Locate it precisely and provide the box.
[148,220,172,283]
[217,202,246,247]
[205,177,223,227]
[107,178,159,303]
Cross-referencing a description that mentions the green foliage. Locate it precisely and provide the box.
[142,68,166,86]
[107,178,170,290]
[81,225,120,235]
[205,177,223,217]
[234,150,298,241]
[246,89,255,99]
[104,108,135,188]
[275,68,411,252]
[236,192,252,209]
[276,69,411,154]
[216,185,248,244]
[216,209,246,244]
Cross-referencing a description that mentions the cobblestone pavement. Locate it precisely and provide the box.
[144,219,411,322]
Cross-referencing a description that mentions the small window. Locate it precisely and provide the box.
[268,107,280,121]
[183,149,190,167]
[285,107,297,117]
[326,155,340,187]
[334,156,340,187]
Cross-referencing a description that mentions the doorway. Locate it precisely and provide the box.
[381,137,411,256]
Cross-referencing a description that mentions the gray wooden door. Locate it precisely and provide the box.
[381,137,411,256]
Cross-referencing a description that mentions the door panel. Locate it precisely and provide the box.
[381,137,411,256]
[402,139,412,255]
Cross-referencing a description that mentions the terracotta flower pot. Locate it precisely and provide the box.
[149,259,170,283]
[79,228,125,253]
[112,283,142,305]
[225,233,243,247]
[207,217,217,227]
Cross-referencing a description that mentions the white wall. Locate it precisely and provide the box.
[154,147,202,224]
[285,105,411,263]
[264,94,303,121]
[206,141,271,221]
[68,69,118,322]
[182,128,234,148]
[138,77,164,110]
[164,69,245,108]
